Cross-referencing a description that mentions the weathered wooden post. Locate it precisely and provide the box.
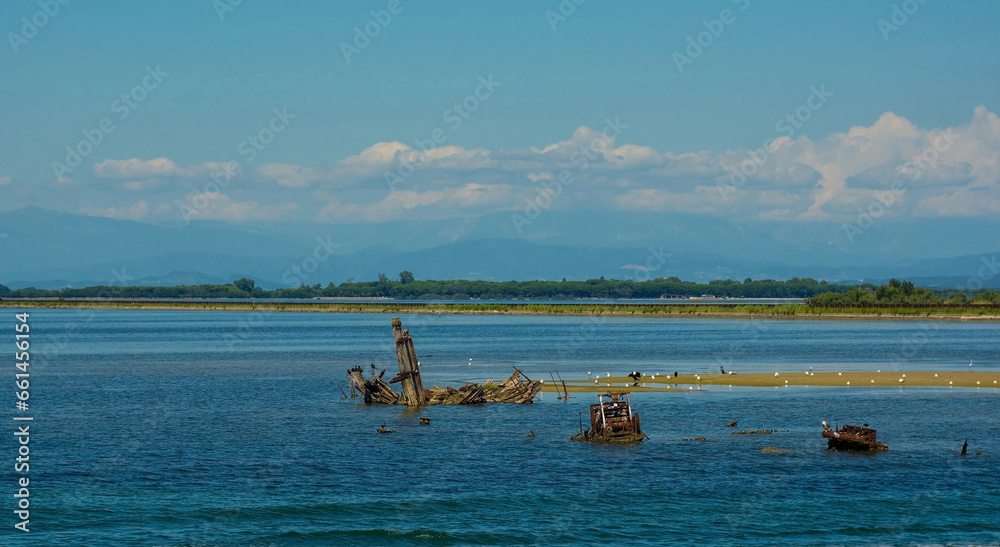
[390,318,426,406]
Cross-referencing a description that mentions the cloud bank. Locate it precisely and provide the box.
[65,107,1000,223]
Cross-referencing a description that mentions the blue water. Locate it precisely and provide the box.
[4,310,1000,546]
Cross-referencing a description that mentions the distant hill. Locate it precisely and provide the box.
[1,207,998,289]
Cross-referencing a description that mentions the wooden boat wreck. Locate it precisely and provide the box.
[822,421,888,452]
[346,318,542,406]
[571,392,647,444]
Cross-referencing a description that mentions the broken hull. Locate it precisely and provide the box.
[571,427,646,444]
[823,428,888,452]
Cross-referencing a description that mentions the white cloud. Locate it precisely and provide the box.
[93,157,179,179]
[317,183,513,222]
[82,107,1000,223]
[175,192,299,222]
[255,163,319,188]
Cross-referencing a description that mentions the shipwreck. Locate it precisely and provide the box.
[346,318,542,406]
[571,392,647,444]
[822,421,888,452]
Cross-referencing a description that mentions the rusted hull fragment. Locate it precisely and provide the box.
[571,392,647,444]
[822,424,888,452]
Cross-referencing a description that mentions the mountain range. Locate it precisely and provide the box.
[1,207,998,290]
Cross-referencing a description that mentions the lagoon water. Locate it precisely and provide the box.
[6,310,1000,546]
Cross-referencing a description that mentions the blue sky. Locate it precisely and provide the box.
[1,0,999,226]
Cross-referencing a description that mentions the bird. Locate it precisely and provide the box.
[898,378,905,383]
[838,372,843,376]
[468,358,473,366]
[774,372,779,377]
[588,371,592,378]
[606,372,611,378]
[846,381,851,385]
[969,360,973,371]
[594,379,599,385]
[822,421,830,431]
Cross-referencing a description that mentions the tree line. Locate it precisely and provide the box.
[806,278,1000,306]
[2,273,854,300]
[4,274,996,303]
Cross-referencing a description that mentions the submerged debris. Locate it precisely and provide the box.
[725,420,738,427]
[347,318,542,406]
[822,421,887,452]
[733,430,773,435]
[571,392,647,444]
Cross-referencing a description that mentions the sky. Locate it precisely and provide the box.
[1,0,999,228]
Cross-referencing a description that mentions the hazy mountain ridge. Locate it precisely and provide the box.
[1,208,998,290]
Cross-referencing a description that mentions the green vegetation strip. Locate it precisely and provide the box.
[0,300,1000,321]
[2,300,999,320]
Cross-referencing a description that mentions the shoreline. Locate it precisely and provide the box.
[2,300,999,322]
[543,371,1000,392]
